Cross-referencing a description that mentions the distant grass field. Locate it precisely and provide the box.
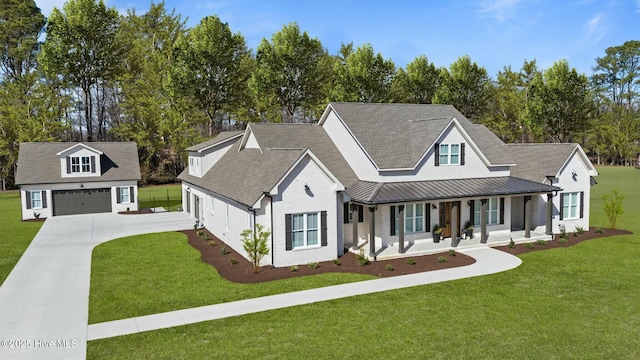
[0,192,43,285]
[87,166,640,359]
[138,184,182,211]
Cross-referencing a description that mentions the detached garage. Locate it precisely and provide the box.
[15,142,141,220]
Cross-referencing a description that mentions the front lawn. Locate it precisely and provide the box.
[89,232,374,323]
[0,192,43,285]
[87,166,640,359]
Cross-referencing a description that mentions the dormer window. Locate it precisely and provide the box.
[65,155,96,174]
[435,143,465,166]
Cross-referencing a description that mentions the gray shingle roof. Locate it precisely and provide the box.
[15,142,141,185]
[185,131,243,152]
[507,143,579,182]
[327,102,514,169]
[179,141,306,207]
[248,123,359,187]
[347,176,561,205]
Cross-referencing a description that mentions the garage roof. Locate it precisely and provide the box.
[15,142,141,185]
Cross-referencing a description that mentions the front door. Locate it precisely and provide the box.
[439,202,461,238]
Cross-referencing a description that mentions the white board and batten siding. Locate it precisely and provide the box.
[552,151,593,233]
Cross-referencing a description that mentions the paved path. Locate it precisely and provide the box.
[88,247,521,341]
[0,212,193,360]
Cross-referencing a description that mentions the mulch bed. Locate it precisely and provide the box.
[182,227,632,284]
[494,227,633,255]
[183,229,475,284]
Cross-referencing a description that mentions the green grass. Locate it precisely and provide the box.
[89,232,374,324]
[138,184,182,211]
[88,166,640,359]
[0,191,43,285]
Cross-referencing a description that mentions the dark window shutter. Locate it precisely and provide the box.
[560,194,564,220]
[116,187,121,204]
[358,205,364,222]
[26,191,32,209]
[425,203,431,230]
[130,187,135,203]
[439,202,446,228]
[469,199,474,224]
[321,211,328,246]
[91,156,96,173]
[66,156,71,174]
[42,191,47,209]
[579,192,584,219]
[499,197,505,224]
[390,205,396,236]
[343,202,350,224]
[460,143,466,165]
[285,214,292,250]
[434,143,440,166]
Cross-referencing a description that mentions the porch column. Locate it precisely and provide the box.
[398,205,405,254]
[524,195,532,238]
[351,205,359,250]
[481,199,488,243]
[369,206,376,259]
[451,201,459,247]
[546,194,553,235]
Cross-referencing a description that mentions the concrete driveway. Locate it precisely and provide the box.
[0,212,193,360]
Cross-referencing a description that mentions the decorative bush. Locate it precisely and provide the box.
[197,230,204,237]
[240,224,271,274]
[558,238,567,245]
[357,249,369,266]
[525,243,535,249]
[602,189,624,229]
[596,228,604,234]
[536,239,547,245]
[202,233,209,241]
[208,240,216,246]
[289,265,298,272]
[406,258,416,265]
[229,258,238,265]
[437,256,447,263]
[385,264,394,271]
[575,226,585,234]
[220,246,228,255]
[508,239,515,249]
[308,262,319,269]
[558,224,568,239]
[449,249,456,256]
[333,258,341,266]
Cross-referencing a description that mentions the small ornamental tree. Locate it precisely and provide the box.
[602,190,624,229]
[241,224,271,274]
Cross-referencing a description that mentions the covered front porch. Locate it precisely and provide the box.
[355,230,551,260]
[344,176,561,261]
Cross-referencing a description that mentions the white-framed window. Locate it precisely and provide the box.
[71,157,81,173]
[473,198,499,225]
[81,156,91,172]
[292,212,319,249]
[119,186,131,204]
[30,191,42,209]
[562,192,580,219]
[439,144,460,165]
[394,203,424,233]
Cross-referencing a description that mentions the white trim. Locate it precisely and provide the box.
[55,143,103,156]
[196,133,243,153]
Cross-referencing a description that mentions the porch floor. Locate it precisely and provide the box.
[354,230,551,261]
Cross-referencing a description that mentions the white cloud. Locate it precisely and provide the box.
[584,13,606,43]
[477,0,522,21]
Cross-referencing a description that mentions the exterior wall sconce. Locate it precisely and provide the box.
[80,184,84,188]
[431,204,437,209]
[304,184,310,191]
[572,171,577,181]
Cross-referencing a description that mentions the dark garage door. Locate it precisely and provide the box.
[52,189,112,216]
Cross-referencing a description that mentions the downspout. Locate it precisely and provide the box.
[263,192,275,267]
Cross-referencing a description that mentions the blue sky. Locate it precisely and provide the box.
[35,0,640,78]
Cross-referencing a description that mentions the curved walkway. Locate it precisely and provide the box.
[0,212,194,360]
[87,247,521,341]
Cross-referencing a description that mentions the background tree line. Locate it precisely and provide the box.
[1,0,639,189]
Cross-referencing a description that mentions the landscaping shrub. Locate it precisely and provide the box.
[333,258,341,266]
[536,239,547,245]
[602,189,624,229]
[220,246,228,255]
[508,239,515,249]
[558,238,567,245]
[357,249,369,266]
[208,240,216,246]
[437,256,447,263]
[449,249,456,256]
[289,265,298,272]
[575,226,585,234]
[385,264,394,271]
[525,243,535,249]
[406,258,415,265]
[308,262,319,269]
[229,258,238,265]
